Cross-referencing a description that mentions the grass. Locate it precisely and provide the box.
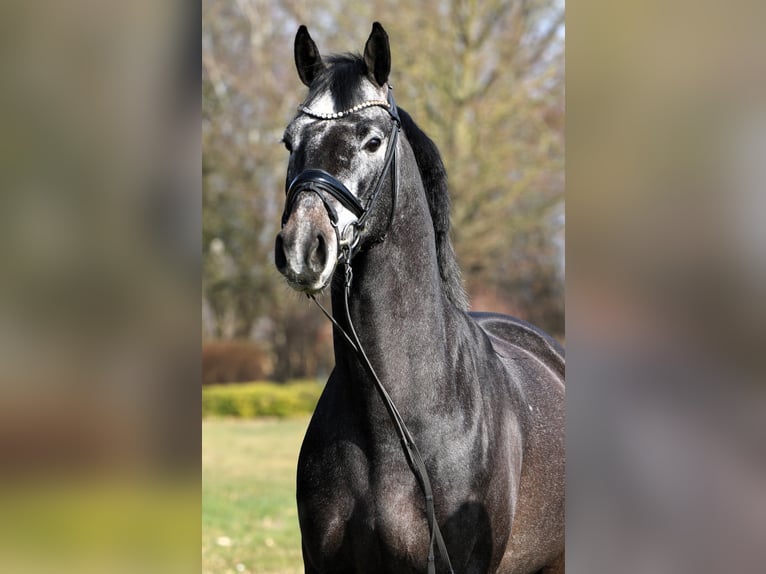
[0,478,199,574]
[202,417,310,574]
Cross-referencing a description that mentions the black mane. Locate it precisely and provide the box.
[306,54,468,310]
[397,107,468,310]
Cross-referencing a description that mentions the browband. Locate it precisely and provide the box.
[300,85,400,124]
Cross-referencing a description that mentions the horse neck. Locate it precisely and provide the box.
[330,159,454,415]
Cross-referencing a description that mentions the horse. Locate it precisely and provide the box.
[274,22,564,574]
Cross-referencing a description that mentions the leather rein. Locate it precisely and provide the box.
[280,88,455,574]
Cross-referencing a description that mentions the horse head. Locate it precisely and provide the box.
[275,23,400,293]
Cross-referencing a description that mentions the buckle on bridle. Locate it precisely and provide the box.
[339,221,361,255]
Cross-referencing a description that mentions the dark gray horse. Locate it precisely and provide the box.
[275,22,564,574]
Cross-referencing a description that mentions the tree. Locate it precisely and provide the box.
[386,0,564,328]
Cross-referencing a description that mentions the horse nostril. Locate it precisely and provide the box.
[307,233,327,273]
[274,233,287,272]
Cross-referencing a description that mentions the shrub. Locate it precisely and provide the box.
[202,380,323,418]
[202,340,273,385]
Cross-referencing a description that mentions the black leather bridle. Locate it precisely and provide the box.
[281,87,454,574]
[281,87,401,263]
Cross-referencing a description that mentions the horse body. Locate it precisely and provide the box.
[276,23,564,574]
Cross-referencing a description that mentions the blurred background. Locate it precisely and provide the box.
[202,0,565,384]
[1,1,200,573]
[567,0,766,571]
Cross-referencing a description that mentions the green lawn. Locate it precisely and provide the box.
[202,417,310,574]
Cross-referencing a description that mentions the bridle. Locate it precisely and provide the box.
[281,87,401,262]
[280,87,455,574]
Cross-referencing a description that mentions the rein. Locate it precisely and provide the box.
[285,87,455,574]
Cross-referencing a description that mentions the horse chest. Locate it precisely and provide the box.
[299,439,440,570]
[298,386,512,569]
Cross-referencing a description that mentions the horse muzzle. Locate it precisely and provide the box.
[275,192,340,293]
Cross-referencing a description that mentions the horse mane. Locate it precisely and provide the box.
[308,54,469,310]
[397,107,469,310]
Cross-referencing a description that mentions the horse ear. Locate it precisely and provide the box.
[294,25,325,87]
[363,22,391,87]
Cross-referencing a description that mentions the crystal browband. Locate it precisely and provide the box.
[299,99,391,120]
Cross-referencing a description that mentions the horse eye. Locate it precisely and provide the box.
[364,137,382,153]
[282,138,293,153]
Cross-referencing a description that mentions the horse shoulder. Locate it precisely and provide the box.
[297,373,370,565]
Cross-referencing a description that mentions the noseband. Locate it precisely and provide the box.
[281,87,401,261]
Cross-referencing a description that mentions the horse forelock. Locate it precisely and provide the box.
[301,55,468,310]
[304,54,376,113]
